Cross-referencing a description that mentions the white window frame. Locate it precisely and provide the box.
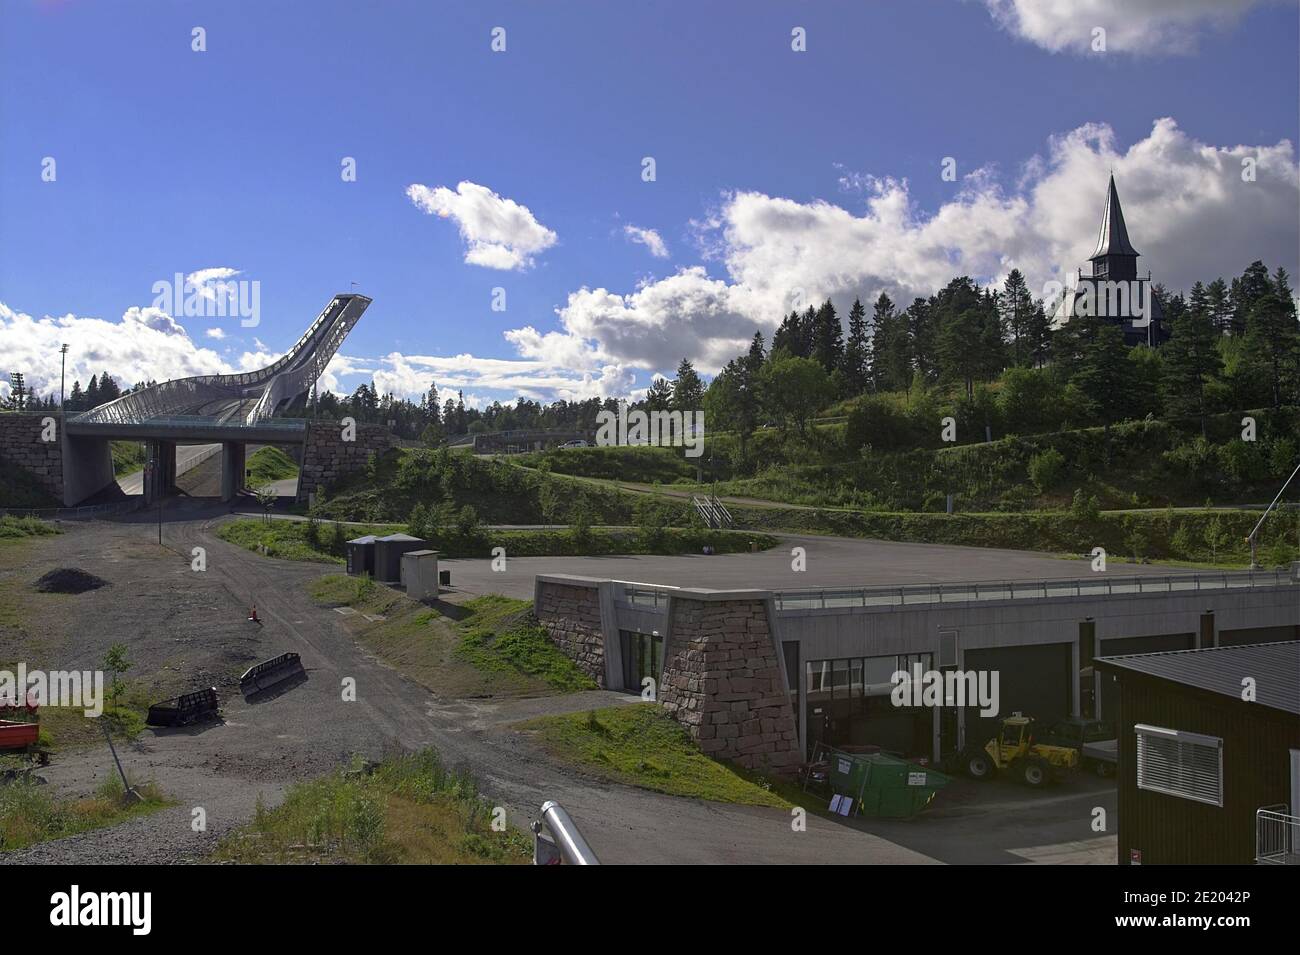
[1134,724,1224,807]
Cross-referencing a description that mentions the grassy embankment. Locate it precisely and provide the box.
[219,517,775,563]
[519,703,798,808]
[0,776,169,853]
[245,445,299,486]
[307,577,595,697]
[110,440,146,477]
[213,748,530,864]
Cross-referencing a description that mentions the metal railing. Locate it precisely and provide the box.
[70,414,308,434]
[69,294,369,428]
[0,499,146,519]
[772,568,1296,610]
[617,582,681,610]
[692,494,733,529]
[1256,805,1299,864]
[532,801,599,865]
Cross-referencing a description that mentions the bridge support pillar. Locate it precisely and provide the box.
[143,440,176,503]
[221,441,246,502]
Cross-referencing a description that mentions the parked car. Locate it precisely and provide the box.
[1039,717,1117,777]
[559,439,588,448]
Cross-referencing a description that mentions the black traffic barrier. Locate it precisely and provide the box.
[239,652,306,694]
[146,687,219,727]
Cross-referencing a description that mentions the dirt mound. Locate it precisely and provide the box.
[33,568,110,594]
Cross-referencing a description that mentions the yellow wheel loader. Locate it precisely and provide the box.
[963,714,1078,787]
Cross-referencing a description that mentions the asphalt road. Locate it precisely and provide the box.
[116,443,221,495]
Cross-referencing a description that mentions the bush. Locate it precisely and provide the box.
[1070,488,1100,523]
[845,395,913,452]
[1027,448,1066,493]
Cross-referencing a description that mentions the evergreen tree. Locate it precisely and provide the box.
[1206,278,1231,334]
[85,374,100,409]
[1070,314,1131,431]
[841,297,872,396]
[645,377,674,411]
[999,269,1034,366]
[870,293,911,393]
[810,299,843,374]
[1161,293,1221,434]
[1024,299,1052,368]
[670,358,705,410]
[772,308,814,359]
[906,297,939,384]
[1242,280,1300,408]
[67,380,83,412]
[1229,260,1273,335]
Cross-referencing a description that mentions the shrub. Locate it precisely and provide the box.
[844,395,912,452]
[1070,488,1100,523]
[1027,448,1066,493]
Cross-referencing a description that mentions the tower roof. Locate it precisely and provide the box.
[1090,174,1139,260]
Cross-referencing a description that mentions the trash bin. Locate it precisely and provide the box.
[827,749,950,819]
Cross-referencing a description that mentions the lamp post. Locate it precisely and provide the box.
[59,343,69,413]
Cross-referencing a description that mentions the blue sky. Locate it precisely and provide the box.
[2,0,1297,405]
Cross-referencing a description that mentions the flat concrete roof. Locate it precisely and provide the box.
[444,534,1189,601]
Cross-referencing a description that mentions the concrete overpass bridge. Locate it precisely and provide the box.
[13,293,371,505]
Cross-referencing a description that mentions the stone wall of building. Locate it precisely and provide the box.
[535,580,606,687]
[659,596,800,774]
[297,421,399,502]
[0,413,63,504]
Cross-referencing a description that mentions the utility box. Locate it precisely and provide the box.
[345,535,377,577]
[374,533,427,583]
[401,549,440,601]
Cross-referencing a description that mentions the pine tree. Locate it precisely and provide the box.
[1000,269,1034,366]
[810,299,843,374]
[841,297,871,396]
[645,377,673,411]
[670,358,705,411]
[1206,278,1231,335]
[1161,292,1222,434]
[1243,278,1300,409]
[870,293,910,393]
[85,374,100,410]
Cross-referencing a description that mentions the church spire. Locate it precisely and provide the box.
[1090,173,1139,260]
[1089,174,1139,280]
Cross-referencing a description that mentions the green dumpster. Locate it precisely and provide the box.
[826,749,951,819]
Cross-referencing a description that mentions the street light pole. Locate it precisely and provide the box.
[59,343,69,412]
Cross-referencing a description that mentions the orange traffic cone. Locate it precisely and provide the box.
[248,604,261,624]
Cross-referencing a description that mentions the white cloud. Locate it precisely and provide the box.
[623,224,669,258]
[982,0,1266,54]
[205,327,226,340]
[184,266,241,302]
[507,118,1298,375]
[405,180,557,270]
[0,303,273,399]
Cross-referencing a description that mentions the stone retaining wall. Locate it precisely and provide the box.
[0,413,63,503]
[535,580,605,687]
[659,596,800,774]
[297,421,398,502]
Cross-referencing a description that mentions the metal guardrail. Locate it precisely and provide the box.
[0,499,146,519]
[773,568,1296,610]
[1256,805,1299,864]
[532,801,599,865]
[614,569,1295,612]
[70,414,308,434]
